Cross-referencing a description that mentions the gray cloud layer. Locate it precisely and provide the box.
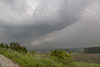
[0,0,100,50]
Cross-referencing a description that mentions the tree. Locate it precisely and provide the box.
[0,43,5,48]
[5,44,9,49]
[9,42,27,53]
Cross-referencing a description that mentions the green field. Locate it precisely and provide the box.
[0,48,100,67]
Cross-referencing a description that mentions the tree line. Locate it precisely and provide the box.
[0,42,27,53]
[84,46,100,53]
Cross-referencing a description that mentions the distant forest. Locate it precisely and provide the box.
[84,47,100,53]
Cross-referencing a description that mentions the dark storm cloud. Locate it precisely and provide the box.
[0,0,98,49]
[0,0,27,13]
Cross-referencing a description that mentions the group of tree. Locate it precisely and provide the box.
[84,46,100,53]
[0,42,27,53]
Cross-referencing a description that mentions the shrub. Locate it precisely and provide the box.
[28,50,36,55]
[50,50,74,64]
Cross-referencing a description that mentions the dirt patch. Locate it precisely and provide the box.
[0,54,20,67]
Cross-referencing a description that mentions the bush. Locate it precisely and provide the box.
[28,50,36,55]
[50,50,74,64]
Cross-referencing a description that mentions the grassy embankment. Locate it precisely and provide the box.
[0,48,100,67]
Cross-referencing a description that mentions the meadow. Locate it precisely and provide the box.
[0,48,100,67]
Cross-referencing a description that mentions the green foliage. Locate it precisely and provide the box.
[28,50,36,55]
[9,42,27,53]
[50,50,74,64]
[0,42,27,53]
[84,47,100,53]
[0,43,10,49]
[0,43,5,48]
[0,48,100,67]
[5,44,9,49]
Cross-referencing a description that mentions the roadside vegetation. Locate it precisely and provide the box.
[0,42,100,67]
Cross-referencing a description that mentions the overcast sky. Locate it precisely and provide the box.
[0,0,100,50]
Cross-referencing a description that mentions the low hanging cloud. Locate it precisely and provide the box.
[0,0,99,50]
[33,12,100,49]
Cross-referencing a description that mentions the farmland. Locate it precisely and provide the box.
[72,54,100,64]
[36,50,100,64]
[36,53,100,64]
